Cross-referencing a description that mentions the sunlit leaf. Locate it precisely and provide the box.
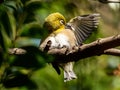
[3,0,17,12]
[7,11,16,40]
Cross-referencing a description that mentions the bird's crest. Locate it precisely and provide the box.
[44,12,66,33]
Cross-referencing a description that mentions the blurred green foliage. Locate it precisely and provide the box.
[0,0,120,90]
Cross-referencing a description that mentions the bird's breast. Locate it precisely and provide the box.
[55,33,70,48]
[48,29,76,49]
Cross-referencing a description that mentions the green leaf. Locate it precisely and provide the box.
[3,0,17,12]
[0,48,3,66]
[0,24,11,51]
[11,46,52,70]
[3,70,38,89]
[0,11,11,38]
[19,22,47,38]
[22,0,43,24]
[24,0,42,12]
[23,13,36,24]
[21,0,30,5]
[0,25,5,50]
[0,10,16,40]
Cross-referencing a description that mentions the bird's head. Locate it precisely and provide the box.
[43,12,66,33]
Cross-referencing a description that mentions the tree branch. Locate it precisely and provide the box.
[8,34,120,62]
[8,48,26,55]
[48,34,120,62]
[104,48,120,56]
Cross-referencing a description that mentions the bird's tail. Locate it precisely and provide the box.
[62,62,77,82]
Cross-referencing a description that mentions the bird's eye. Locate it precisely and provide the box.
[60,19,65,25]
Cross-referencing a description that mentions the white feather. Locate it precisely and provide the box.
[55,34,70,48]
[48,37,59,49]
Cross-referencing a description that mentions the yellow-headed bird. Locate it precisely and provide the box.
[39,12,100,82]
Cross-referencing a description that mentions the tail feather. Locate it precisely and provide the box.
[53,62,77,82]
[52,62,61,75]
[64,70,77,82]
[61,62,77,82]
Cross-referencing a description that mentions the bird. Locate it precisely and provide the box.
[39,12,100,82]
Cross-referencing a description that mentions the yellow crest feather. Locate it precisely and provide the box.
[44,12,66,33]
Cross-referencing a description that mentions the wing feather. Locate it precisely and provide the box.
[74,26,83,44]
[66,13,100,45]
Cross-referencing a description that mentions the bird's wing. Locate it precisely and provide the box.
[66,13,100,45]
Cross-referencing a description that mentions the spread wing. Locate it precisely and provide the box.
[66,13,100,45]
